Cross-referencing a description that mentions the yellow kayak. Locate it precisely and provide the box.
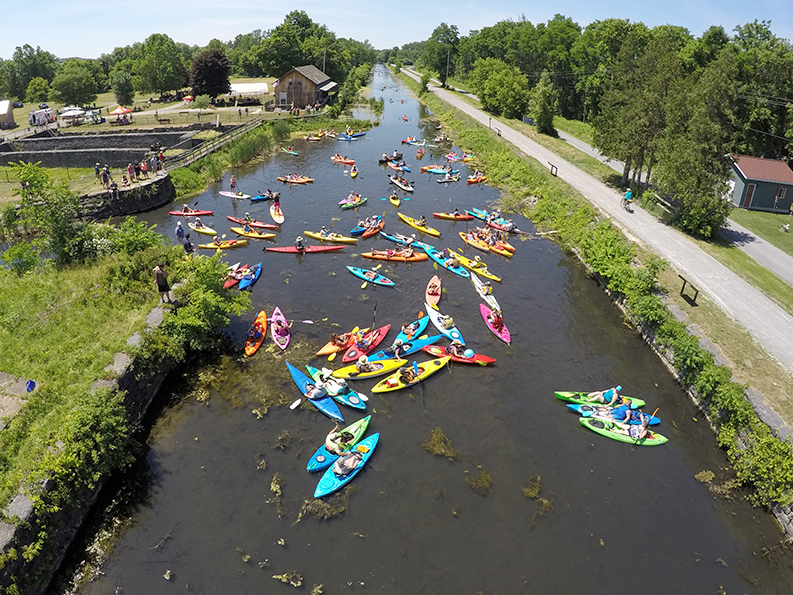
[304,230,358,244]
[188,222,216,236]
[331,359,404,380]
[454,250,501,282]
[397,212,441,237]
[230,227,276,239]
[458,231,490,251]
[197,239,248,250]
[371,357,451,393]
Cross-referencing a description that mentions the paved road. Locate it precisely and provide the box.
[403,71,793,373]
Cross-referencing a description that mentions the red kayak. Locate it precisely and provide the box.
[421,344,496,365]
[224,263,249,289]
[169,209,214,216]
[362,217,384,239]
[227,216,279,230]
[433,212,474,221]
[342,324,391,363]
[265,245,346,254]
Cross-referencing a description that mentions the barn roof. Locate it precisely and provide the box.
[732,154,793,185]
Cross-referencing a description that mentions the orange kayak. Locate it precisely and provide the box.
[244,310,268,356]
[459,231,490,251]
[315,326,369,356]
[362,251,428,262]
[426,275,442,307]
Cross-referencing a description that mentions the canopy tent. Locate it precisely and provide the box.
[229,83,269,97]
[60,108,85,118]
[183,95,194,101]
[109,106,131,115]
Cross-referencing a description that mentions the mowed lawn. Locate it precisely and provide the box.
[729,207,793,259]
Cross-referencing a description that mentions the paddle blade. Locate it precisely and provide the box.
[374,264,382,270]
[361,281,369,289]
[328,351,337,362]
[289,397,303,410]
[301,320,314,324]
[412,360,419,375]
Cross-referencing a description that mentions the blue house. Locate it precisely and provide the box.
[729,154,793,213]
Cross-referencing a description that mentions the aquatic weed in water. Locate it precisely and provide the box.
[423,427,459,460]
[523,476,542,499]
[272,571,302,587]
[275,430,291,450]
[293,485,359,524]
[269,473,285,517]
[465,465,492,495]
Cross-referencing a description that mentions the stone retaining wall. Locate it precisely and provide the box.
[78,171,175,219]
[14,131,194,151]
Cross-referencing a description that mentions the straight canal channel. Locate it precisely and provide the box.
[57,65,793,595]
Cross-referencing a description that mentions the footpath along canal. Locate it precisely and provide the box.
[57,65,793,594]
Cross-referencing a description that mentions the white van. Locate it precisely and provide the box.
[28,108,55,126]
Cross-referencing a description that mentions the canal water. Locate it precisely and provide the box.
[62,65,793,594]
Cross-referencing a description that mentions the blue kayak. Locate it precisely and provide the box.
[566,403,661,425]
[379,232,435,252]
[238,262,262,290]
[251,194,272,202]
[306,416,372,473]
[394,315,430,343]
[346,266,395,287]
[305,365,367,410]
[314,432,379,498]
[368,334,442,362]
[350,215,382,237]
[423,246,470,278]
[285,361,344,423]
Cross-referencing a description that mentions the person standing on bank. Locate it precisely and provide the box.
[175,220,185,240]
[153,264,171,303]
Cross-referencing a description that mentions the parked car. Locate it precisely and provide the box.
[12,101,23,108]
[38,102,48,109]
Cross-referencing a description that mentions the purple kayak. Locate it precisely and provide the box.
[270,306,291,350]
[480,303,510,344]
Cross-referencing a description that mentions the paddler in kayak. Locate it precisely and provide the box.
[244,211,253,223]
[194,217,207,229]
[362,268,380,280]
[610,414,652,441]
[356,355,376,373]
[304,380,325,400]
[325,425,355,456]
[294,236,305,252]
[400,321,419,340]
[273,317,293,337]
[383,338,406,359]
[487,309,504,331]
[427,278,441,298]
[247,322,263,341]
[439,314,455,330]
[418,215,428,227]
[389,191,399,202]
[213,235,223,247]
[330,332,349,347]
[333,449,363,476]
[448,339,467,358]
[398,366,418,384]
[586,385,623,406]
[320,225,329,237]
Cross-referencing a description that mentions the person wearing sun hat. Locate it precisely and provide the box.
[586,385,624,406]
[294,236,305,252]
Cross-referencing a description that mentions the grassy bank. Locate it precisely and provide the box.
[398,69,793,508]
[729,208,793,259]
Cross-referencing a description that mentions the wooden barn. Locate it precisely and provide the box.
[272,66,337,109]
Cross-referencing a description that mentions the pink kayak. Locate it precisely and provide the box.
[480,303,510,344]
[270,306,290,350]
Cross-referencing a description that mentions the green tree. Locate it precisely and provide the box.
[134,33,186,96]
[421,23,459,86]
[8,44,59,99]
[110,69,135,106]
[470,58,531,119]
[25,77,50,103]
[529,69,556,133]
[190,49,231,98]
[49,63,98,106]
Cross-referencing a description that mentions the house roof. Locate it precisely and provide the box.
[292,65,330,85]
[732,154,793,185]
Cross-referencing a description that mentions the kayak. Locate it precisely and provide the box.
[350,170,358,178]
[270,306,290,350]
[306,365,367,411]
[224,262,248,289]
[304,230,358,244]
[436,175,460,183]
[488,243,512,258]
[188,222,216,235]
[471,271,500,311]
[244,310,267,356]
[332,358,404,380]
[480,303,510,344]
[423,245,471,278]
[371,356,451,393]
[395,314,430,343]
[169,209,214,217]
[277,176,314,184]
[361,251,427,262]
[579,418,668,446]
[251,193,273,202]
[468,207,510,227]
[422,344,496,365]
[230,227,276,240]
[389,175,414,192]
[454,250,501,282]
[458,231,490,251]
[425,302,465,343]
[198,239,247,249]
[220,191,250,199]
[361,216,385,239]
[282,148,298,155]
[433,212,474,221]
[341,197,368,209]
[266,245,346,254]
[389,194,400,208]
[426,275,442,307]
[554,391,646,409]
[226,216,278,229]
[380,231,429,249]
[467,175,487,184]
[566,404,661,426]
[398,213,441,237]
[331,156,355,165]
[270,204,285,224]
[347,266,395,287]
[368,334,442,363]
[316,327,365,356]
[285,361,344,423]
[314,433,379,498]
[425,167,460,175]
[238,262,262,291]
[343,324,391,363]
[306,416,372,473]
[379,153,403,163]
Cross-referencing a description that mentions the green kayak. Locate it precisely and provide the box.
[579,418,668,446]
[554,391,645,409]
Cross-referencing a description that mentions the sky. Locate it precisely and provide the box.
[2,0,791,60]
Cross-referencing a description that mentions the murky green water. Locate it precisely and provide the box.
[60,65,793,595]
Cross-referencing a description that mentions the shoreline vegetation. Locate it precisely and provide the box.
[394,68,793,511]
[0,65,376,592]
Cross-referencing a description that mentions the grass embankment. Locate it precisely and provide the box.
[729,208,793,259]
[398,69,793,508]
